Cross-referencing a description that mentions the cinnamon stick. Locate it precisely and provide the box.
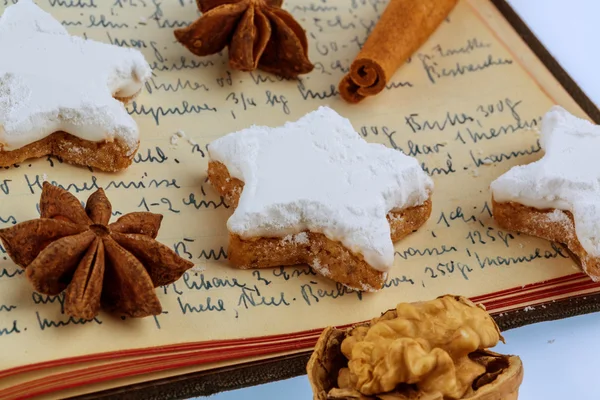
[339,0,458,103]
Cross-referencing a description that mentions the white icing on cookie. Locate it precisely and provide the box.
[0,0,151,153]
[491,106,600,256]
[208,106,434,271]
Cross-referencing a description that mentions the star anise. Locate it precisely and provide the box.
[174,0,314,78]
[0,182,194,319]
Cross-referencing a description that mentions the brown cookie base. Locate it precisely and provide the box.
[0,92,141,172]
[208,161,432,291]
[0,132,138,172]
[492,199,599,280]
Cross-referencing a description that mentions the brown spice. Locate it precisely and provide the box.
[339,0,458,103]
[0,182,194,319]
[174,0,313,78]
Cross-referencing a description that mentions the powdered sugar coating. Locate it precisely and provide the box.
[545,209,570,224]
[492,106,600,257]
[0,0,151,153]
[208,106,434,271]
[282,232,309,245]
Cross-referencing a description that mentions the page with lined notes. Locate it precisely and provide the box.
[0,0,592,375]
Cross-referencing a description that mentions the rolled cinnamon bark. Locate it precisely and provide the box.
[339,0,458,103]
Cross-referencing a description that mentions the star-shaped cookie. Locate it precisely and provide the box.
[491,106,600,279]
[207,106,434,291]
[0,0,151,171]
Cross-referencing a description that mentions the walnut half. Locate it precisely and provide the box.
[307,295,523,400]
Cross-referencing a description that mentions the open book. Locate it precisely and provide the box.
[0,0,599,398]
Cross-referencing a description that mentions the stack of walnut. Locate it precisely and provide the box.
[307,296,524,400]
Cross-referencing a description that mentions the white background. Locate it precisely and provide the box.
[201,1,600,398]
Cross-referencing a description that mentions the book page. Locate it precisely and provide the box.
[0,0,593,375]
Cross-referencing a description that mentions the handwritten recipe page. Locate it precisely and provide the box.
[0,0,592,375]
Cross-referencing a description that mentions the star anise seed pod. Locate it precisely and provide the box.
[174,0,314,78]
[0,182,194,319]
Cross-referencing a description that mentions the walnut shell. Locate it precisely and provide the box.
[307,298,523,400]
